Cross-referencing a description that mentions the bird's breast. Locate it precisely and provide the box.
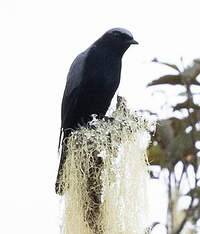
[76,55,121,114]
[70,49,123,125]
[85,52,121,91]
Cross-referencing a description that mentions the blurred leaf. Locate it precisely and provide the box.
[156,119,175,148]
[182,110,200,124]
[149,59,200,87]
[194,59,200,64]
[152,58,181,72]
[194,130,200,140]
[148,74,182,86]
[166,131,198,164]
[190,110,200,122]
[146,58,200,232]
[148,145,165,166]
[173,100,200,111]
[182,61,200,84]
[186,187,200,198]
[169,117,186,136]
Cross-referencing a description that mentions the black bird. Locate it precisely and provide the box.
[56,28,138,194]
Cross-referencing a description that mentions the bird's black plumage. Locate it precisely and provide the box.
[56,28,138,194]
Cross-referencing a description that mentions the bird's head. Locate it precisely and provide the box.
[96,28,138,56]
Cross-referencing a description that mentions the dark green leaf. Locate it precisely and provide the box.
[148,145,165,166]
[152,59,181,72]
[173,101,200,111]
[148,75,182,86]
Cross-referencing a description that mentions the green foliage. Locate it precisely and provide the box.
[147,58,200,233]
[148,74,182,86]
[148,58,200,87]
[148,145,165,166]
[148,58,200,170]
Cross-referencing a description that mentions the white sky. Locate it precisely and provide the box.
[0,0,200,234]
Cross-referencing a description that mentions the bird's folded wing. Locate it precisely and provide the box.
[61,49,89,130]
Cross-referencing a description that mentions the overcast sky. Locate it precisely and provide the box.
[0,0,199,234]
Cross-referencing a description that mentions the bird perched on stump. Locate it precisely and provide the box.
[56,28,138,194]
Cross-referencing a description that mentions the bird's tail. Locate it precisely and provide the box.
[55,138,67,195]
[57,128,63,153]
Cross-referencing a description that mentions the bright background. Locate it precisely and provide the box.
[0,0,199,233]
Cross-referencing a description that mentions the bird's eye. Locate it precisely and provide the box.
[113,31,120,37]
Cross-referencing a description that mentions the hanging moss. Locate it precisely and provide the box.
[57,100,155,234]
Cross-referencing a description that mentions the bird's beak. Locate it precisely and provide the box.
[130,39,139,45]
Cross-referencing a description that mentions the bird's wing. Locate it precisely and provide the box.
[64,50,87,96]
[61,49,88,130]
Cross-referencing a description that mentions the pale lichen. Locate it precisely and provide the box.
[58,99,156,234]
